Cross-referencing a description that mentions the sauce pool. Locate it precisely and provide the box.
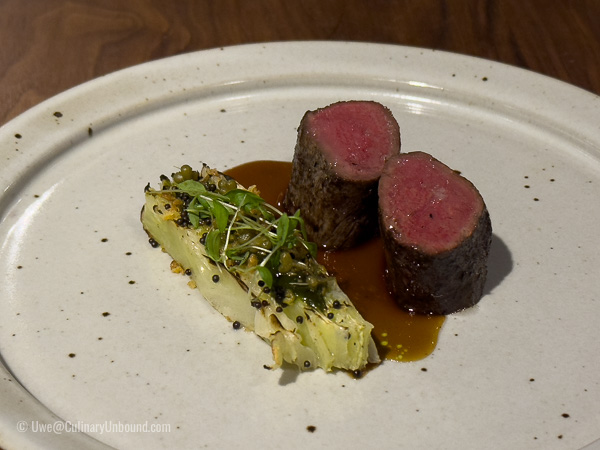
[226,160,445,362]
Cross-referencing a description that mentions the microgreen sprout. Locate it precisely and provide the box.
[151,178,317,290]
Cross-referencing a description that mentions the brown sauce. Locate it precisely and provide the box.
[226,160,445,362]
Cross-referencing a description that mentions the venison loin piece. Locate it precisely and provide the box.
[283,101,401,249]
[379,152,492,315]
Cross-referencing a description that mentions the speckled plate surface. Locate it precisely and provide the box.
[1,42,600,450]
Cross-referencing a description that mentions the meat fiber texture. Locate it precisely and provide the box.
[378,152,492,315]
[283,101,401,249]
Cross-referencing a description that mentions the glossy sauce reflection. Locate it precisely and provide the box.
[225,160,445,362]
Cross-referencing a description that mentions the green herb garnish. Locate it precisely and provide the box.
[152,178,321,303]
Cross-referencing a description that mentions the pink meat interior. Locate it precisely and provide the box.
[307,101,400,181]
[379,152,484,254]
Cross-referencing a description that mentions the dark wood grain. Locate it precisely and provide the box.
[1,0,599,125]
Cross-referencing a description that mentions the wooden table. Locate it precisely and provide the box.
[1,0,599,127]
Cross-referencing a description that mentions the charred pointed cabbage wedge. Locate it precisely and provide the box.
[141,163,379,372]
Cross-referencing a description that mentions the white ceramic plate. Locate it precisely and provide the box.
[1,42,599,450]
